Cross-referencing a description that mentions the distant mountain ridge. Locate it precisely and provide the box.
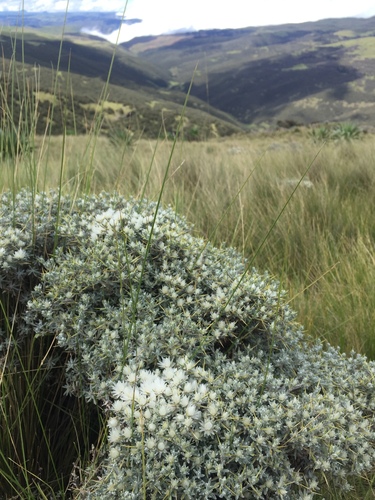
[1,12,375,134]
[0,18,242,139]
[122,16,375,127]
[0,11,140,34]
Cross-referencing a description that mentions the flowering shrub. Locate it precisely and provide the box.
[1,189,375,498]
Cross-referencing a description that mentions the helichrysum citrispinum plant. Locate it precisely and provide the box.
[1,189,375,498]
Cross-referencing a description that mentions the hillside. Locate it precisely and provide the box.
[0,21,242,139]
[1,12,375,134]
[123,17,375,128]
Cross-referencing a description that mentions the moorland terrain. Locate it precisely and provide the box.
[1,11,375,139]
[124,16,375,128]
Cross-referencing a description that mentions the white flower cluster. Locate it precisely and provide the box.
[0,190,135,360]
[83,353,375,499]
[80,349,375,498]
[25,196,300,403]
[1,190,375,498]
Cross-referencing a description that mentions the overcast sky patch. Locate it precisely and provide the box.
[1,0,375,42]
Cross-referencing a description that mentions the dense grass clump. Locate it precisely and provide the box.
[0,128,31,158]
[310,123,363,142]
[2,189,374,498]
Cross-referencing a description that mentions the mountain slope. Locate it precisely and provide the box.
[123,17,375,127]
[0,29,242,138]
[2,13,375,133]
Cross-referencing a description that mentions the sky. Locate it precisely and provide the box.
[1,0,375,43]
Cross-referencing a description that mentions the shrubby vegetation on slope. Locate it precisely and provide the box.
[1,189,374,498]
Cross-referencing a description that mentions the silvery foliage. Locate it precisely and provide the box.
[1,189,375,498]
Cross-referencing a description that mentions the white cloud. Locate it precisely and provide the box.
[125,0,375,27]
[96,0,375,43]
[1,0,375,42]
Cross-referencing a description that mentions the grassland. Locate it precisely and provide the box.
[2,128,375,360]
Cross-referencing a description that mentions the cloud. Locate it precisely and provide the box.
[124,0,375,27]
[1,0,375,41]
[90,0,375,43]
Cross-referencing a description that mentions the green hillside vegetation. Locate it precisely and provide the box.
[2,14,375,132]
[0,30,242,140]
[327,36,375,59]
[125,16,375,127]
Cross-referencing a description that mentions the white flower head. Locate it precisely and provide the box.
[186,403,200,420]
[146,437,156,449]
[123,427,132,439]
[140,376,167,396]
[159,357,173,369]
[201,419,215,435]
[163,367,177,380]
[108,417,119,428]
[109,447,120,460]
[112,381,139,403]
[13,248,27,260]
[112,400,126,413]
[108,427,121,443]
